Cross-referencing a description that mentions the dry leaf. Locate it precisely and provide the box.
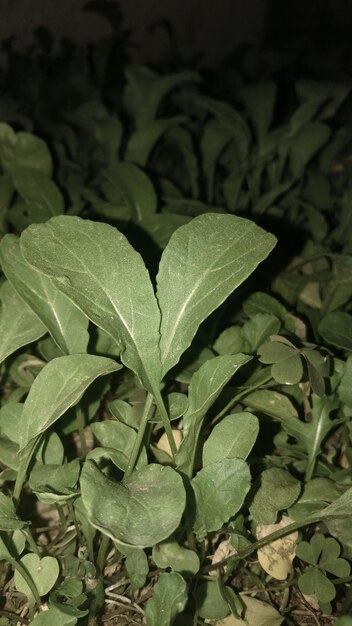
[156,429,182,458]
[209,537,237,576]
[213,595,284,625]
[256,516,298,580]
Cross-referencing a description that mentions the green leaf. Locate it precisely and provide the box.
[315,486,352,521]
[0,492,28,530]
[321,255,352,314]
[241,314,281,353]
[195,580,230,620]
[12,167,63,226]
[152,539,199,577]
[203,412,259,466]
[319,312,352,351]
[240,82,277,145]
[14,554,59,605]
[296,541,317,566]
[298,568,336,603]
[195,96,250,164]
[0,402,23,444]
[19,354,120,450]
[124,65,200,130]
[20,216,162,393]
[192,458,251,540]
[126,115,187,166]
[249,468,301,524]
[103,162,157,223]
[90,420,147,471]
[243,390,298,421]
[80,461,186,548]
[201,119,231,203]
[338,355,352,407]
[213,326,243,355]
[157,213,276,376]
[29,459,80,504]
[271,353,303,385]
[0,123,52,175]
[289,122,331,177]
[175,354,252,475]
[0,280,46,364]
[288,478,344,521]
[0,235,89,354]
[125,548,149,592]
[145,572,187,626]
[296,80,350,120]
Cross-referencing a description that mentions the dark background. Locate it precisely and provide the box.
[0,0,351,72]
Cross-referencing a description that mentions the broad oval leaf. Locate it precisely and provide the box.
[156,213,276,376]
[19,354,120,450]
[192,457,251,540]
[152,539,200,577]
[80,461,186,548]
[145,572,187,626]
[20,216,162,392]
[249,468,301,525]
[0,234,89,354]
[0,280,46,364]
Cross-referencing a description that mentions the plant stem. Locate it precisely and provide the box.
[154,390,178,459]
[76,405,87,458]
[23,528,41,557]
[96,533,110,574]
[9,556,42,608]
[125,392,154,478]
[210,374,273,428]
[13,439,38,506]
[200,515,324,575]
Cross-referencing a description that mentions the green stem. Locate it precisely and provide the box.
[200,515,324,574]
[76,406,87,458]
[96,533,110,574]
[210,374,274,428]
[13,439,38,506]
[125,393,154,478]
[154,390,178,459]
[23,529,41,557]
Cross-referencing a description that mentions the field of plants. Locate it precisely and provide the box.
[0,3,352,625]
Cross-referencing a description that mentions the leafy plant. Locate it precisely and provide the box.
[0,8,352,625]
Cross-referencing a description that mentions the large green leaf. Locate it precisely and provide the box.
[192,458,251,540]
[20,216,162,392]
[0,280,46,364]
[0,235,89,354]
[175,354,251,476]
[19,354,120,449]
[145,572,187,626]
[156,214,276,376]
[80,461,186,548]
